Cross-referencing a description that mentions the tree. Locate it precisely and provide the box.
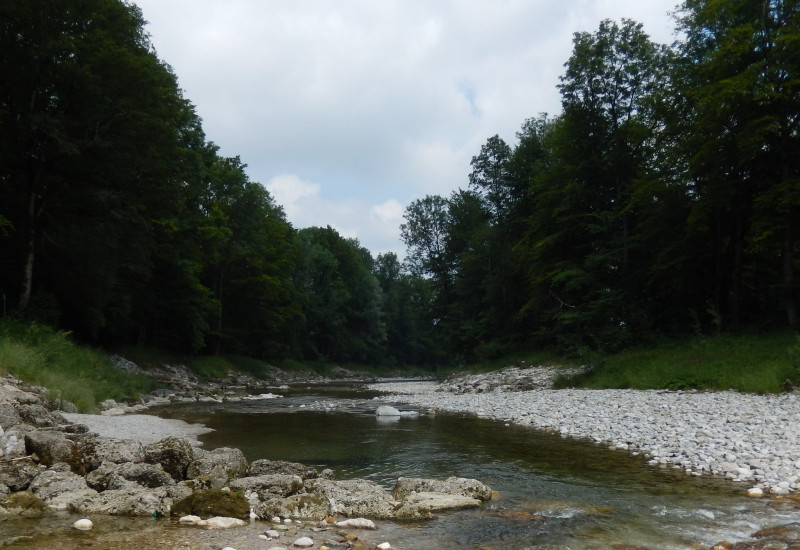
[468,135,514,223]
[515,19,669,350]
[675,0,800,328]
[0,0,194,336]
[294,227,385,363]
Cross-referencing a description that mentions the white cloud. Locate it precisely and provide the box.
[265,174,405,255]
[136,0,679,257]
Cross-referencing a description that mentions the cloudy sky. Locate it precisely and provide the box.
[134,0,680,258]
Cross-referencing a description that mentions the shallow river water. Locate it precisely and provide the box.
[3,384,798,549]
[155,384,797,549]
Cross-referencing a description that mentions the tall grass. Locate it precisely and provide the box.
[553,332,799,393]
[0,321,157,412]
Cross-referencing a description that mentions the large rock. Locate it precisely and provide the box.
[0,426,26,458]
[229,473,303,499]
[24,431,83,472]
[392,491,483,520]
[186,447,248,488]
[86,461,174,491]
[0,458,41,491]
[251,491,331,520]
[248,458,320,479]
[391,476,493,502]
[79,436,145,471]
[17,404,63,427]
[0,383,43,406]
[144,437,195,481]
[0,490,49,518]
[304,478,397,519]
[0,403,23,428]
[171,488,250,519]
[70,483,190,517]
[28,465,98,510]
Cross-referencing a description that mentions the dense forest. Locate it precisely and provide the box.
[1,1,798,366]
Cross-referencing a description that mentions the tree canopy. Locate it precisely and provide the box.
[1,0,797,367]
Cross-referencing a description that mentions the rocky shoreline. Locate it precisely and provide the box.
[0,373,492,550]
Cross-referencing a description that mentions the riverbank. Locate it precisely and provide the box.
[369,366,800,497]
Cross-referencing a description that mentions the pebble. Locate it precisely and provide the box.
[292,537,314,548]
[371,371,800,494]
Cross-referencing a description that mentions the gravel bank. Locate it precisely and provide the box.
[62,413,213,445]
[369,369,800,496]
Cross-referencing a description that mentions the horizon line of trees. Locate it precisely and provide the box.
[1,0,798,366]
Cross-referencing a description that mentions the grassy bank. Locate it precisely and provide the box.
[552,332,800,393]
[0,321,158,412]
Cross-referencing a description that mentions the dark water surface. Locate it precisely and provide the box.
[148,384,797,549]
[2,384,797,549]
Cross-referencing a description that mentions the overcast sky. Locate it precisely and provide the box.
[134,0,680,258]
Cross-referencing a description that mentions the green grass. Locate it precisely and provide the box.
[553,332,800,393]
[0,321,158,412]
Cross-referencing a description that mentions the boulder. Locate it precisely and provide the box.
[186,447,248,487]
[252,492,331,520]
[0,458,41,491]
[0,403,22,428]
[17,404,63,427]
[375,406,401,416]
[28,465,98,510]
[70,485,172,516]
[0,490,49,518]
[79,436,145,471]
[229,473,303,499]
[86,461,174,491]
[171,488,250,519]
[144,437,195,481]
[24,431,82,472]
[304,478,396,519]
[391,476,493,502]
[0,427,26,457]
[0,383,42,406]
[392,491,482,520]
[248,459,320,479]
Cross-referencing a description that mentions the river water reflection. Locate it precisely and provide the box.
[145,384,797,549]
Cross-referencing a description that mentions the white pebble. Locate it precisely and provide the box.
[72,518,93,530]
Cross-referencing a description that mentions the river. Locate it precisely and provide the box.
[145,383,797,549]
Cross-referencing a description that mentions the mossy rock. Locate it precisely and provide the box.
[170,489,249,519]
[2,491,50,518]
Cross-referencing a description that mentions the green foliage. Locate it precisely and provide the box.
[554,332,798,393]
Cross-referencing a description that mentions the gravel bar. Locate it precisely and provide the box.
[369,375,800,496]
[63,413,213,445]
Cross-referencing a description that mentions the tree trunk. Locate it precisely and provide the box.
[19,167,42,312]
[783,208,797,328]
